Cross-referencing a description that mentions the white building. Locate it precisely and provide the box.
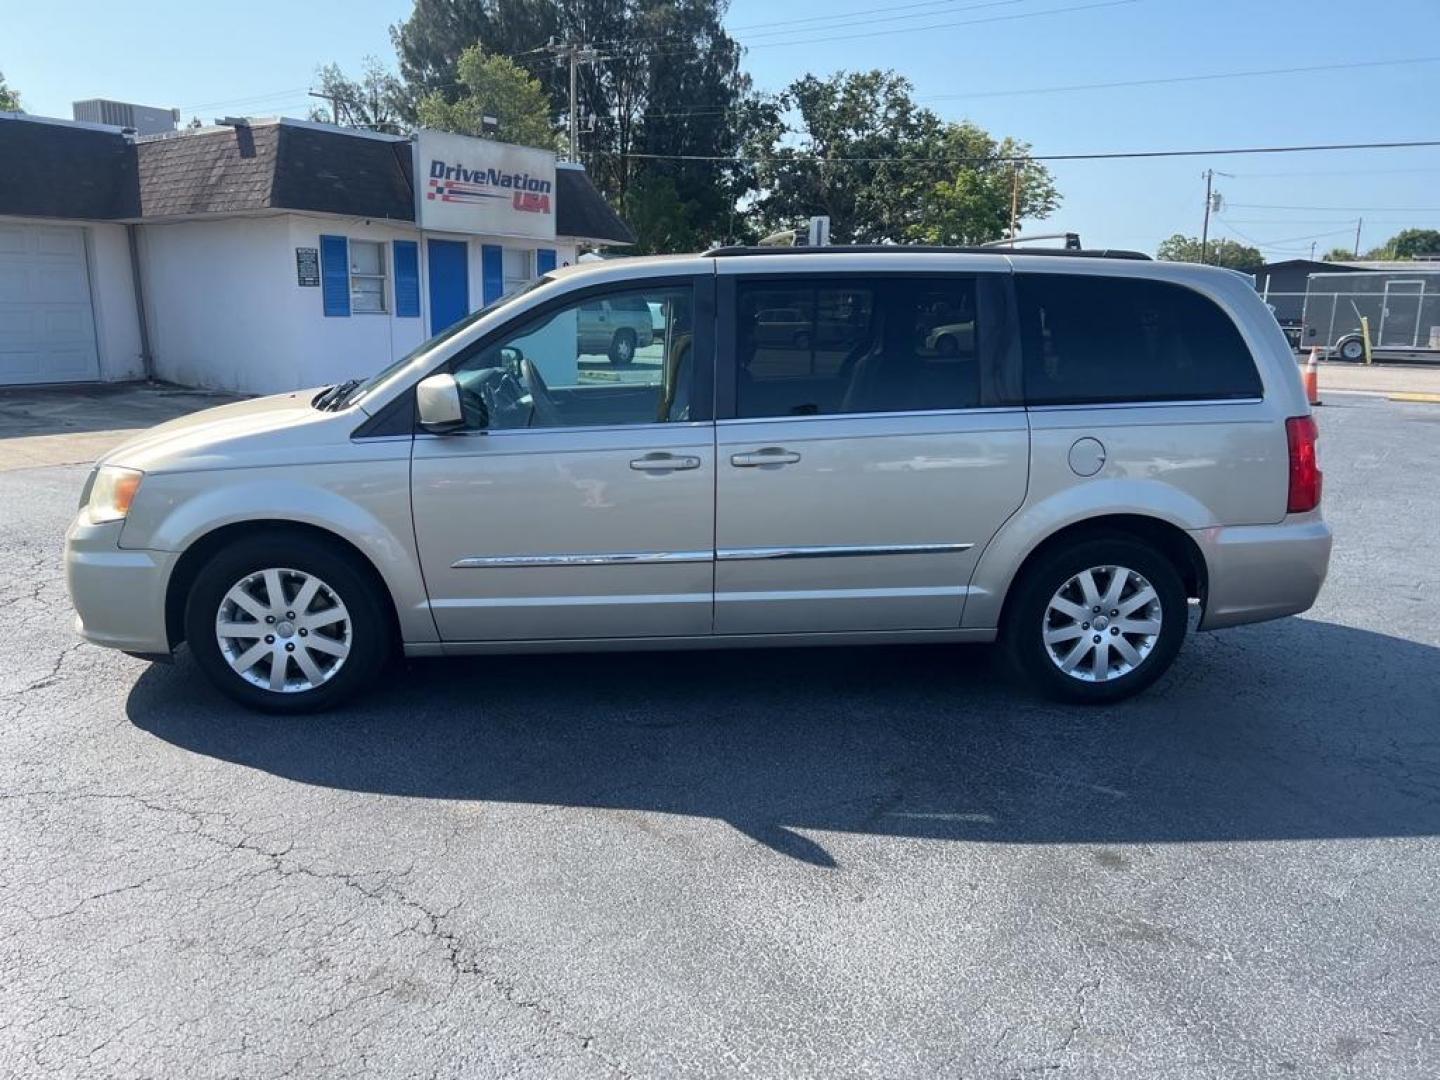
[0,113,634,394]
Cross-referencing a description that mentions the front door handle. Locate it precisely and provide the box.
[630,452,701,472]
[731,447,802,468]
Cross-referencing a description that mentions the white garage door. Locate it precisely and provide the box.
[0,223,101,385]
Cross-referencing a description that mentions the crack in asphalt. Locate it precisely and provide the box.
[0,789,633,1079]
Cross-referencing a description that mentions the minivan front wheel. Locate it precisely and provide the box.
[1003,537,1187,704]
[183,533,390,713]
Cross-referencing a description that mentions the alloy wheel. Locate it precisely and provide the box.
[1042,564,1162,683]
[215,567,351,693]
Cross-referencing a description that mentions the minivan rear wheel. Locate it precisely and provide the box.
[1002,537,1187,704]
[183,533,390,713]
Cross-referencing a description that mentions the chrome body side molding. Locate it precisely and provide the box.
[717,543,973,561]
[453,543,974,569]
[452,550,713,569]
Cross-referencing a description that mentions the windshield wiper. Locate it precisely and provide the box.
[314,378,362,411]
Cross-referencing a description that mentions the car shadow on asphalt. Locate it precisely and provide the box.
[126,617,1440,866]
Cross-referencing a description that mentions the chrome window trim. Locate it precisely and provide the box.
[416,420,714,441]
[718,543,973,561]
[1026,397,1265,413]
[716,407,1025,427]
[453,550,713,569]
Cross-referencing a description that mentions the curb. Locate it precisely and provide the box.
[1388,392,1440,404]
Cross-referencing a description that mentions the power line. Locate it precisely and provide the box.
[733,0,1023,33]
[615,138,1440,165]
[921,55,1440,100]
[1228,202,1440,212]
[1230,166,1440,179]
[623,54,1440,122]
[1223,224,1358,247]
[1222,217,1440,225]
[178,87,310,111]
[601,0,1138,57]
[596,0,1036,49]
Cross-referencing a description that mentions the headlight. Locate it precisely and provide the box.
[87,466,144,524]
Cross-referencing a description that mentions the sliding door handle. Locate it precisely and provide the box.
[630,453,701,472]
[731,447,801,468]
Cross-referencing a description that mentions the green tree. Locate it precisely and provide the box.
[1362,228,1440,260]
[910,123,1059,245]
[1322,247,1354,262]
[309,57,407,133]
[1156,234,1262,271]
[391,0,756,252]
[746,70,1057,245]
[0,71,20,112]
[1391,228,1440,258]
[416,46,555,150]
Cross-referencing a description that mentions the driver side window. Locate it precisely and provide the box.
[452,284,695,430]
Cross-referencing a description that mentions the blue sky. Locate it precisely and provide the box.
[7,0,1440,256]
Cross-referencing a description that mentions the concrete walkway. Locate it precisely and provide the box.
[1312,359,1440,399]
[0,382,242,471]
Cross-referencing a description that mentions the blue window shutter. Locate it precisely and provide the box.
[393,240,420,318]
[481,244,504,305]
[320,234,350,317]
[536,247,557,274]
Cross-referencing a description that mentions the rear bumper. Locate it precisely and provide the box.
[1192,514,1332,631]
[64,515,175,655]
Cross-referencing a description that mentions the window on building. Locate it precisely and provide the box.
[1016,273,1263,405]
[503,248,532,297]
[734,277,982,418]
[349,240,387,314]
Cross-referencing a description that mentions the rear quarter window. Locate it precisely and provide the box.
[1016,273,1263,405]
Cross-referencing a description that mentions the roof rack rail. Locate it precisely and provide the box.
[702,244,1151,261]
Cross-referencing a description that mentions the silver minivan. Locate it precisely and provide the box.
[65,248,1331,713]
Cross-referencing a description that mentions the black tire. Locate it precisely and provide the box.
[608,327,637,365]
[1001,536,1187,705]
[935,334,959,357]
[183,531,392,714]
[1335,336,1365,363]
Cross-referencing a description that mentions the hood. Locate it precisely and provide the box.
[101,388,362,474]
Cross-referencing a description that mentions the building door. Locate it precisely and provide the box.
[426,239,469,335]
[1379,280,1425,347]
[0,223,100,385]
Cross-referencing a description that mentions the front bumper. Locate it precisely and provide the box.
[1192,513,1332,631]
[65,515,176,655]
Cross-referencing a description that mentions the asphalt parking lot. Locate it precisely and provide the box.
[2,390,1438,1079]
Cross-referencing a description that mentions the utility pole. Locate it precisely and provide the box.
[546,41,600,162]
[1354,216,1364,258]
[1008,160,1023,244]
[307,89,342,125]
[1200,169,1214,264]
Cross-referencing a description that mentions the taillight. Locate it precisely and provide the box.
[1286,415,1321,513]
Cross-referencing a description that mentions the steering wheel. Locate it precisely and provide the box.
[521,357,565,427]
[456,367,525,429]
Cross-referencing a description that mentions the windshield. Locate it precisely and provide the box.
[325,277,552,411]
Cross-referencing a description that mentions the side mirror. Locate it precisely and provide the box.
[498,345,523,377]
[416,373,467,433]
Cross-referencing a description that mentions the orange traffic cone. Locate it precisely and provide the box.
[1303,348,1321,407]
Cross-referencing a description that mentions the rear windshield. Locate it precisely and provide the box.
[1016,274,1263,405]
